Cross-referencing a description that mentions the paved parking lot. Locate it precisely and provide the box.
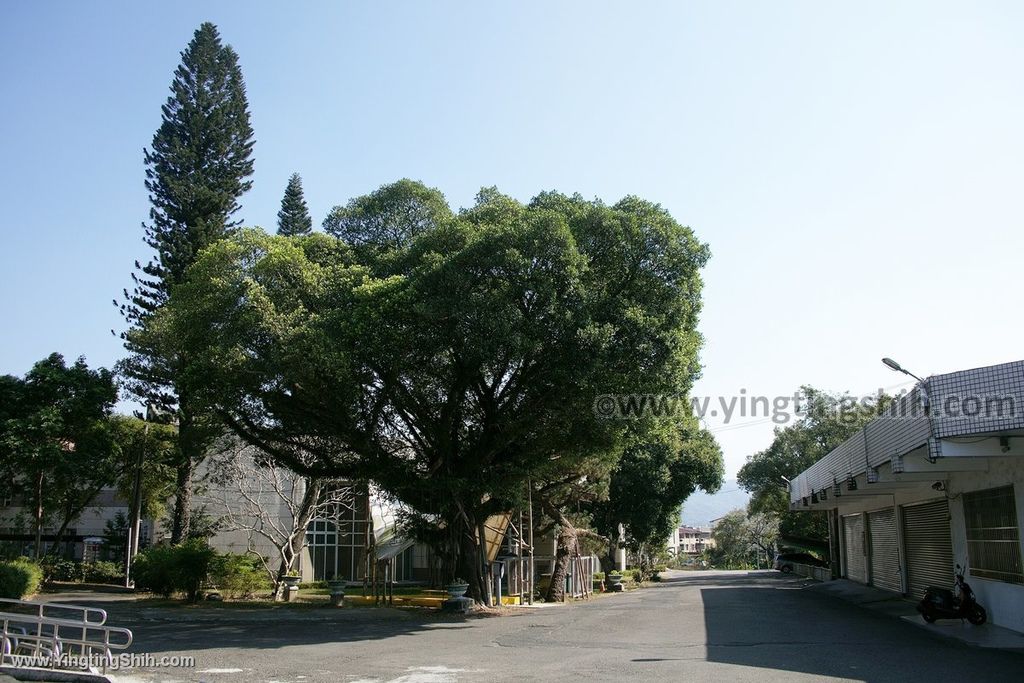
[35,571,1024,683]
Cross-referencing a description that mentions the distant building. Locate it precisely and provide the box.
[669,524,715,556]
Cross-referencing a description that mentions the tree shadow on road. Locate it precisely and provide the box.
[40,599,478,655]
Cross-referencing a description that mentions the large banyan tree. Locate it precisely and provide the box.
[142,181,712,601]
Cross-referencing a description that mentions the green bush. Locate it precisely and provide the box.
[132,545,178,597]
[84,561,125,584]
[39,556,84,583]
[210,554,269,599]
[0,559,43,599]
[174,540,217,602]
[133,539,217,602]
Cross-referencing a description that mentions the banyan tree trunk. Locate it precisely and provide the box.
[545,523,576,603]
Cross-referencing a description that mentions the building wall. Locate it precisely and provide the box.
[946,458,1024,633]
[831,455,1024,633]
[669,526,715,556]
[0,490,158,560]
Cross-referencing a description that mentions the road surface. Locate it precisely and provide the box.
[95,570,1022,682]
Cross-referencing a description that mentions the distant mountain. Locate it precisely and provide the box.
[679,479,749,527]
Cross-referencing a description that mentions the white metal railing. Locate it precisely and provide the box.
[0,597,133,673]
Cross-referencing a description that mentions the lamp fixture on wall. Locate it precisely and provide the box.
[891,453,905,474]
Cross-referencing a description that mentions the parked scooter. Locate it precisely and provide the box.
[917,564,987,625]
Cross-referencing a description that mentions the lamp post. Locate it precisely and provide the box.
[882,357,937,462]
[881,357,925,383]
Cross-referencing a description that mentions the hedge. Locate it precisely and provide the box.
[0,559,43,599]
[134,541,268,601]
[133,539,216,601]
[209,553,269,599]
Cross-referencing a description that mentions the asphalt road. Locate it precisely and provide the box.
[97,570,1022,683]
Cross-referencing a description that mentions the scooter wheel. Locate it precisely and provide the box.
[922,613,937,623]
[968,606,987,625]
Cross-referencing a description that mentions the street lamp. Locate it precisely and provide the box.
[883,357,937,462]
[881,357,925,383]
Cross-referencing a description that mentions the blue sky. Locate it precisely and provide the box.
[2,1,1022,477]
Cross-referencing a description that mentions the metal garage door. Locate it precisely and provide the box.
[868,508,901,592]
[843,514,867,583]
[902,499,953,600]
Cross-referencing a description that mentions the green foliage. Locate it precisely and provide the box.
[0,559,42,598]
[37,557,124,584]
[737,387,889,542]
[39,556,83,582]
[0,354,119,555]
[277,173,313,237]
[131,545,178,597]
[128,21,255,309]
[133,539,217,601]
[170,539,217,602]
[102,512,129,562]
[108,416,179,522]
[594,424,723,554]
[83,561,125,584]
[710,509,779,568]
[209,553,269,599]
[323,178,452,254]
[157,184,711,595]
[119,21,255,545]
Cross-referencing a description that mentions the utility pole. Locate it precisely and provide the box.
[125,408,149,588]
[527,480,535,605]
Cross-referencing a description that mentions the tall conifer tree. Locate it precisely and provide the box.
[277,173,313,236]
[118,22,255,543]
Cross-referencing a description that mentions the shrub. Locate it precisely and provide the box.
[132,545,178,597]
[210,554,269,599]
[84,561,125,584]
[173,540,217,602]
[39,557,84,583]
[133,539,217,601]
[0,559,43,599]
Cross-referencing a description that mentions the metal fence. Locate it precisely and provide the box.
[0,598,133,673]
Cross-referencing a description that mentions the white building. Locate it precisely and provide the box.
[668,525,714,556]
[789,359,1024,633]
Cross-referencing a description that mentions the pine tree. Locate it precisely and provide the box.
[117,22,255,544]
[277,173,313,236]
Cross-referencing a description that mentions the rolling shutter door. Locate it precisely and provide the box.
[843,514,867,583]
[868,508,901,593]
[902,499,953,600]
